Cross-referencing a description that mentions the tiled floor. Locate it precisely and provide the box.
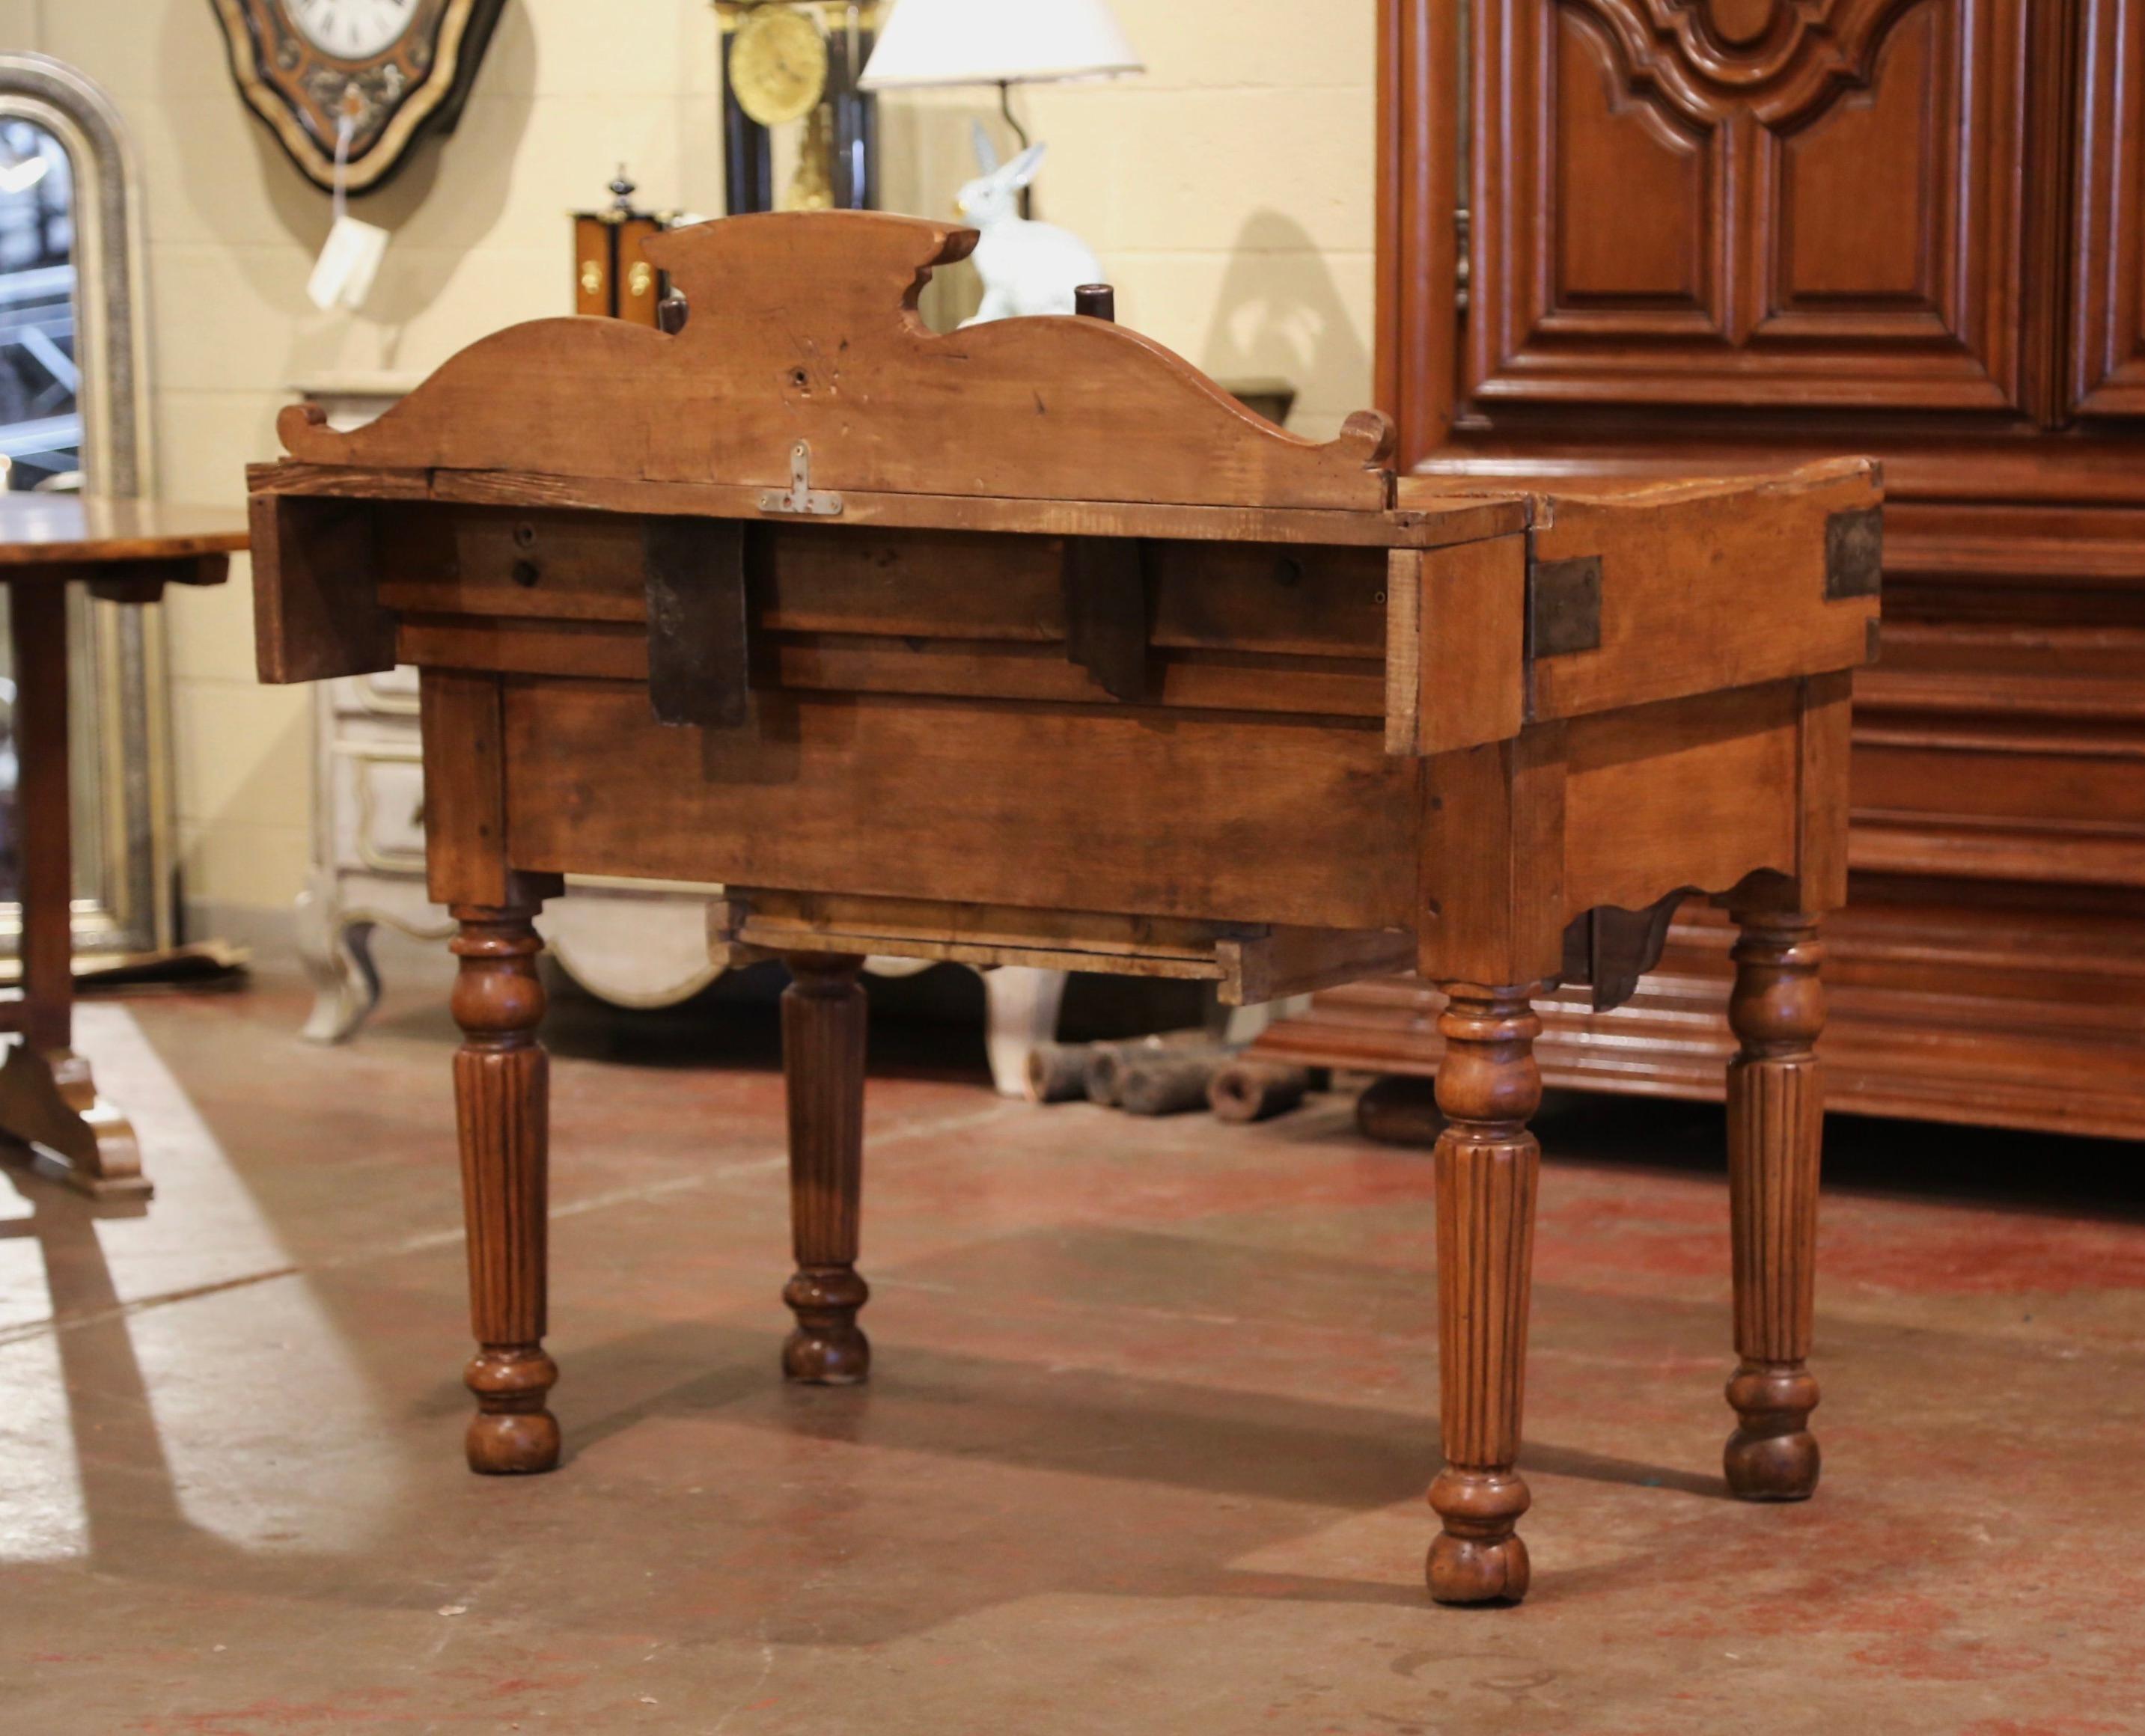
[3,974,2143,1734]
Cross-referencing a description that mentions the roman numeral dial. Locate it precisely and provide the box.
[287,0,422,61]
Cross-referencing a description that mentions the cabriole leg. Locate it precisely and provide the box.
[1427,984,1542,1605]
[781,953,870,1384]
[1723,908,1824,1501]
[451,899,559,1474]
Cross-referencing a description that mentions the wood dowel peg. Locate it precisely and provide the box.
[1024,1041,1093,1104]
[1208,1060,1312,1123]
[1075,283,1116,323]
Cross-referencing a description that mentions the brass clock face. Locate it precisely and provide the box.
[212,0,507,194]
[730,5,829,129]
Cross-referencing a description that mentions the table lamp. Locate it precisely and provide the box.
[858,0,1142,216]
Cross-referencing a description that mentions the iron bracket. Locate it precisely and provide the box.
[759,440,843,517]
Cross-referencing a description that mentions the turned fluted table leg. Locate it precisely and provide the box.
[1723,907,1824,1500]
[1427,984,1542,1605]
[781,953,870,1384]
[451,899,560,1474]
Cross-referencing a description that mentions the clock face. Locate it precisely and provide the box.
[286,0,421,60]
[730,6,829,128]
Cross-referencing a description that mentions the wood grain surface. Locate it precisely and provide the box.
[0,495,246,565]
[273,213,1398,513]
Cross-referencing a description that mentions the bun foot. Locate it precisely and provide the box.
[466,1408,561,1475]
[464,1347,560,1473]
[1725,1427,1819,1500]
[1427,1468,1531,1605]
[782,1265,870,1384]
[782,1322,871,1385]
[1427,1531,1531,1606]
[1724,1363,1820,1501]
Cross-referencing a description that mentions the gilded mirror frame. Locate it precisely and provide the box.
[0,52,173,963]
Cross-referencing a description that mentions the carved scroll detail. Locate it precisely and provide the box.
[1569,0,1923,126]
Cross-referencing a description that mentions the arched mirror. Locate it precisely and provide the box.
[0,54,172,965]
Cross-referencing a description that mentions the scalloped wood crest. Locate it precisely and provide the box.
[277,212,1397,513]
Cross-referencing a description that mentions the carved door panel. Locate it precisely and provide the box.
[2073,0,2145,418]
[1467,0,2031,413]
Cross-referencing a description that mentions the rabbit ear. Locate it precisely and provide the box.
[1006,141,1048,189]
[969,118,999,175]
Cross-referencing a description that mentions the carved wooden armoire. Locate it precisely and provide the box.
[1255,0,2145,1137]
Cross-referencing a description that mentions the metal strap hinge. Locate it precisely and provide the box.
[1825,506,1882,599]
[760,440,843,517]
[1527,553,1602,658]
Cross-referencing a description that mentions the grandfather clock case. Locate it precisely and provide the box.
[1258,0,2145,1137]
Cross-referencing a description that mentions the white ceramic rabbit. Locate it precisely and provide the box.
[956,120,1104,325]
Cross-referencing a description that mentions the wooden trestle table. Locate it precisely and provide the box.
[248,213,1880,1605]
[0,495,242,1199]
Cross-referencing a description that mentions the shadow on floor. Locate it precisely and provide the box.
[557,1319,1727,1509]
[3,1140,1727,1645]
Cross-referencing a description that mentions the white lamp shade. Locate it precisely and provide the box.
[858,0,1144,90]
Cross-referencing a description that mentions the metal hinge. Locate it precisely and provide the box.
[759,440,843,517]
[1825,506,1882,599]
[1527,554,1602,658]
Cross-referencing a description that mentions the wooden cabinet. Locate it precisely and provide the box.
[1257,0,2145,1140]
[1468,0,2033,412]
[2073,0,2145,415]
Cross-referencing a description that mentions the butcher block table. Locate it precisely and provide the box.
[0,495,242,1199]
[248,212,1880,1606]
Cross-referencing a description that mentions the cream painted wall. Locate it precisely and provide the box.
[1,0,1375,948]
[879,7,1379,441]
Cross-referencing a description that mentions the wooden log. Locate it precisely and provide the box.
[1208,1059,1313,1123]
[1024,1041,1093,1104]
[1118,1048,1234,1116]
[1083,1030,1217,1107]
